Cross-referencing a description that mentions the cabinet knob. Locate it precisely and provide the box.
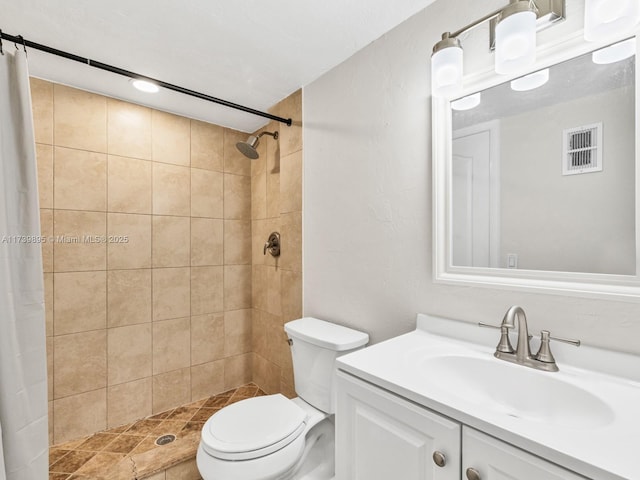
[466,467,481,480]
[432,451,446,467]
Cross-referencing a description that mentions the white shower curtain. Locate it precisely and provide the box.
[0,48,48,480]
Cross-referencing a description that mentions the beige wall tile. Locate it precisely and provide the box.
[224,309,252,356]
[108,323,152,385]
[224,265,252,311]
[166,458,200,480]
[224,354,252,390]
[107,377,152,428]
[54,84,107,153]
[252,266,267,312]
[280,150,302,214]
[152,317,191,375]
[281,269,303,322]
[190,266,224,316]
[47,336,53,400]
[191,218,223,266]
[224,174,251,220]
[152,163,190,216]
[152,368,191,413]
[152,216,190,267]
[251,170,267,220]
[40,209,53,272]
[108,155,152,214]
[54,330,106,398]
[191,120,223,171]
[54,271,106,335]
[36,144,53,209]
[53,210,106,271]
[224,220,251,265]
[191,169,224,218]
[191,313,224,365]
[53,388,106,444]
[48,400,54,445]
[265,266,282,316]
[44,272,53,336]
[107,269,152,327]
[280,212,302,272]
[251,138,267,177]
[107,213,152,269]
[223,129,251,176]
[191,360,225,403]
[252,354,281,395]
[252,309,267,358]
[30,78,54,145]
[153,267,190,321]
[107,99,151,160]
[152,111,190,166]
[274,90,302,157]
[54,147,107,211]
[266,155,280,219]
[146,473,166,480]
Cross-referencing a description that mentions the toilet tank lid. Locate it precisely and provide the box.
[284,317,369,351]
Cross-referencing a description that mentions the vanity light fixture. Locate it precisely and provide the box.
[592,38,637,64]
[431,0,565,98]
[451,92,482,110]
[584,0,640,42]
[130,78,160,93]
[510,68,549,91]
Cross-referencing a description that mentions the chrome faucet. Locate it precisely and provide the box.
[479,305,580,372]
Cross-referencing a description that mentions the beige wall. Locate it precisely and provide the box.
[251,90,303,397]
[30,78,253,444]
[501,86,635,274]
[303,0,640,356]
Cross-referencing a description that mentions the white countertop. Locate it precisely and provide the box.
[336,313,640,480]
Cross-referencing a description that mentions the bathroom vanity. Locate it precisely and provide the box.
[335,314,640,480]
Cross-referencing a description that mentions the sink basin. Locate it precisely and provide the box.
[422,355,614,428]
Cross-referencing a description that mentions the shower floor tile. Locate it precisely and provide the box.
[49,383,266,479]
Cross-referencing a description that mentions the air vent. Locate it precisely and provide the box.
[562,123,603,175]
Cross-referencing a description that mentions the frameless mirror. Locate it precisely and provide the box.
[433,36,640,298]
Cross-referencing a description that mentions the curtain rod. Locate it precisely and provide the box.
[0,30,293,127]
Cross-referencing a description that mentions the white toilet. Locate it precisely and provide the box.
[197,317,369,480]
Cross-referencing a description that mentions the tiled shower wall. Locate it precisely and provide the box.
[30,78,253,445]
[251,90,303,396]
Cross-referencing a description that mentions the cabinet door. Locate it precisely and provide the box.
[336,371,460,480]
[463,427,588,480]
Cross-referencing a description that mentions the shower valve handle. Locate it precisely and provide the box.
[263,232,281,257]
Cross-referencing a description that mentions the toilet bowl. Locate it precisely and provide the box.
[197,317,369,480]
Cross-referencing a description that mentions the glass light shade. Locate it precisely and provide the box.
[431,45,463,98]
[510,68,550,91]
[451,92,481,110]
[592,38,637,64]
[131,79,159,93]
[584,0,640,42]
[495,10,537,75]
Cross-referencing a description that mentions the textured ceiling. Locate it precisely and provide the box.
[2,0,436,132]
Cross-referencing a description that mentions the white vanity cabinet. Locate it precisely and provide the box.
[336,371,461,480]
[462,428,587,480]
[336,371,588,480]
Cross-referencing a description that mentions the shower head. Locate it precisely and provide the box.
[236,131,279,159]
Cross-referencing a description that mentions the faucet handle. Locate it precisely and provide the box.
[478,322,514,354]
[534,330,581,366]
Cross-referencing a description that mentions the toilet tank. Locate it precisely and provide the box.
[284,317,369,414]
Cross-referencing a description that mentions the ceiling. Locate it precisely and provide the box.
[3,0,436,132]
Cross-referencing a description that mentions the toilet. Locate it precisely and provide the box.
[196,317,369,480]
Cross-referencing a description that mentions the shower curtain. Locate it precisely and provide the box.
[0,48,48,480]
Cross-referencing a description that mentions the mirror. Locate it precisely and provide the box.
[433,36,640,298]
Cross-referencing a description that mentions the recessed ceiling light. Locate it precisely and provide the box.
[451,92,481,111]
[510,68,550,91]
[592,38,636,65]
[130,79,159,93]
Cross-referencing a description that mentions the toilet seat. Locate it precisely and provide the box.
[201,394,308,461]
